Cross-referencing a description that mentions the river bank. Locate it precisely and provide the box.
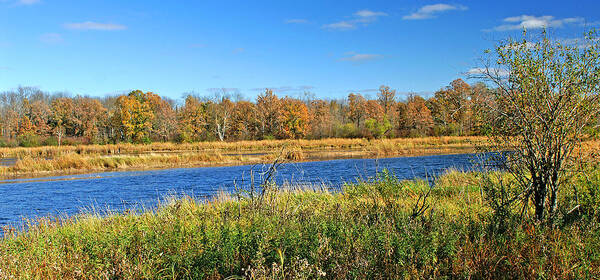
[1,169,598,279]
[0,136,486,179]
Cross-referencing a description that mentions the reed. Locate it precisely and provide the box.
[0,136,486,159]
[0,137,488,178]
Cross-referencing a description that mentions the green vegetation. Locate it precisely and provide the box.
[1,169,599,279]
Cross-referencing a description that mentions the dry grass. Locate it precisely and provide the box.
[0,136,486,158]
[0,137,487,178]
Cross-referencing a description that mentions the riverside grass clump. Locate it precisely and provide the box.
[0,152,229,177]
[1,170,599,279]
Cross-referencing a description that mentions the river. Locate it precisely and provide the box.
[0,153,484,229]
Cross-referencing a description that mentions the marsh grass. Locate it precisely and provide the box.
[1,170,598,279]
[0,137,488,178]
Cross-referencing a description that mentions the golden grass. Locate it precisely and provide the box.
[0,136,486,158]
[0,136,488,178]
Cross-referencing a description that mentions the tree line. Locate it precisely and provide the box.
[0,79,520,146]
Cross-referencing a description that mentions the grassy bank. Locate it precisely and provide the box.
[0,136,486,178]
[1,170,599,279]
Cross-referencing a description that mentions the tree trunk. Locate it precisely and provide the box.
[549,188,558,218]
[534,182,547,221]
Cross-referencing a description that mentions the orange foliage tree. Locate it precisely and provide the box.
[113,90,155,143]
[177,95,206,142]
[231,101,259,140]
[49,98,75,146]
[73,98,108,143]
[278,98,310,139]
[403,95,433,136]
[256,89,280,138]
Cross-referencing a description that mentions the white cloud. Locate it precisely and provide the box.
[285,19,309,24]
[491,15,584,31]
[322,21,356,30]
[339,52,383,62]
[403,4,467,20]
[39,33,63,44]
[323,9,387,30]
[64,21,127,31]
[354,10,387,19]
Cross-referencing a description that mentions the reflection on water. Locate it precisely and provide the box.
[0,153,484,228]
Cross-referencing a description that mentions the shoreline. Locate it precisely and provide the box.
[0,146,478,181]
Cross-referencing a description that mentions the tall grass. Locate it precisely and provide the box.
[1,170,598,279]
[0,136,486,159]
[0,137,488,178]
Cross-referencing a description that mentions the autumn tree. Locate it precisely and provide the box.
[73,98,108,143]
[0,89,29,139]
[429,79,472,135]
[231,101,259,140]
[346,93,366,128]
[177,95,207,142]
[146,93,176,142]
[17,115,34,136]
[377,85,396,118]
[256,89,280,138]
[49,98,75,146]
[207,95,235,141]
[469,82,495,135]
[113,90,155,143]
[25,100,51,136]
[308,100,333,139]
[402,95,433,137]
[278,97,310,139]
[479,30,600,222]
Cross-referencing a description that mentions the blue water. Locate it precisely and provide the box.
[0,153,482,229]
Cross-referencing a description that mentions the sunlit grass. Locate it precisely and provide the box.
[1,169,598,279]
[0,136,489,178]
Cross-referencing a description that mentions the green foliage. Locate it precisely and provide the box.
[17,133,40,147]
[0,138,17,147]
[42,136,59,146]
[364,118,391,139]
[334,123,359,138]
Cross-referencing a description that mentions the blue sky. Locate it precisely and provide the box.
[0,0,598,100]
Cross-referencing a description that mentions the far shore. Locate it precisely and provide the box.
[0,136,492,180]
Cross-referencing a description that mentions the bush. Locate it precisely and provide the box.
[364,118,391,139]
[17,133,41,147]
[0,138,17,147]
[42,136,59,146]
[334,123,359,138]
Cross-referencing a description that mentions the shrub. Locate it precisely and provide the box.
[17,133,41,147]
